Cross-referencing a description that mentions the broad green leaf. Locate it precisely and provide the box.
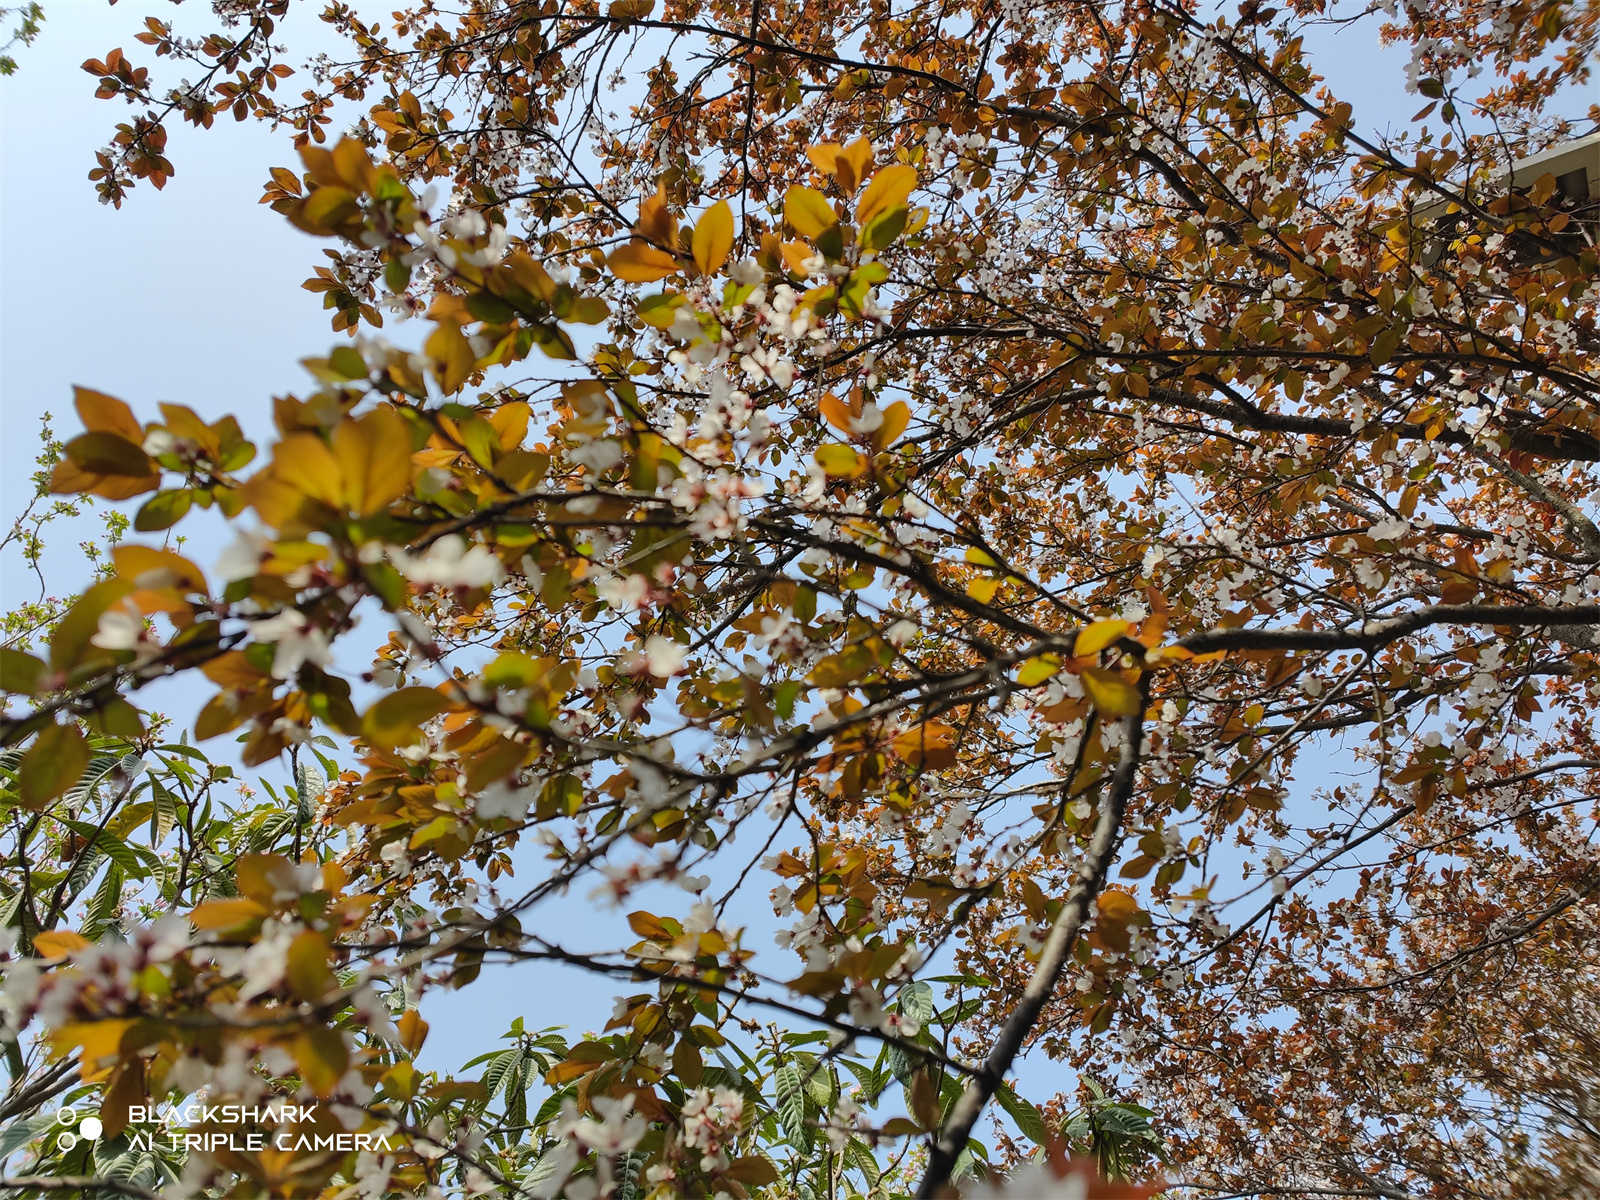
[0,648,45,695]
[859,204,908,251]
[133,489,193,532]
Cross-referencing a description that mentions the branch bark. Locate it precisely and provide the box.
[1178,603,1600,655]
[915,700,1147,1197]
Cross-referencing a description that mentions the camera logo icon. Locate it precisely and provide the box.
[53,1106,101,1151]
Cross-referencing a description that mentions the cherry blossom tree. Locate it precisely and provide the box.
[1,0,1598,1196]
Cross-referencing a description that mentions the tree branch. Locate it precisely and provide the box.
[915,698,1147,1197]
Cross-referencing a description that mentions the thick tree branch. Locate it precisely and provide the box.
[1179,604,1600,655]
[915,699,1147,1197]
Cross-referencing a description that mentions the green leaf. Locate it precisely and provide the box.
[637,292,684,329]
[773,1064,812,1150]
[133,489,193,532]
[858,205,908,251]
[459,415,501,469]
[57,818,145,876]
[896,980,934,1026]
[995,1080,1049,1145]
[0,649,45,696]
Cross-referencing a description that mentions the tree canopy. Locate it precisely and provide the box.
[2,0,1599,1197]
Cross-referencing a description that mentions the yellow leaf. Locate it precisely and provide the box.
[814,443,865,478]
[489,401,531,451]
[74,388,144,444]
[272,432,344,509]
[33,930,90,958]
[111,544,208,595]
[964,547,1000,568]
[691,199,734,276]
[634,181,676,246]
[157,403,217,455]
[52,1019,134,1081]
[382,1060,421,1099]
[784,185,838,239]
[819,392,854,434]
[189,898,269,930]
[363,686,451,748]
[628,910,672,940]
[893,722,958,768]
[780,241,813,274]
[872,399,910,450]
[504,249,557,301]
[837,138,875,193]
[334,407,414,516]
[967,577,1003,604]
[805,143,845,177]
[425,322,478,394]
[1097,890,1141,923]
[856,164,917,225]
[806,139,874,192]
[607,240,680,282]
[1075,619,1131,657]
[286,929,335,1001]
[1081,667,1143,718]
[293,1027,349,1096]
[397,1009,429,1055]
[1016,655,1062,687]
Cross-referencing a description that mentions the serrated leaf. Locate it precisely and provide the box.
[774,1064,811,1149]
[995,1080,1049,1144]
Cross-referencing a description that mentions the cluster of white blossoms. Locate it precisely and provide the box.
[676,1086,746,1172]
[388,535,506,590]
[532,1096,647,1200]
